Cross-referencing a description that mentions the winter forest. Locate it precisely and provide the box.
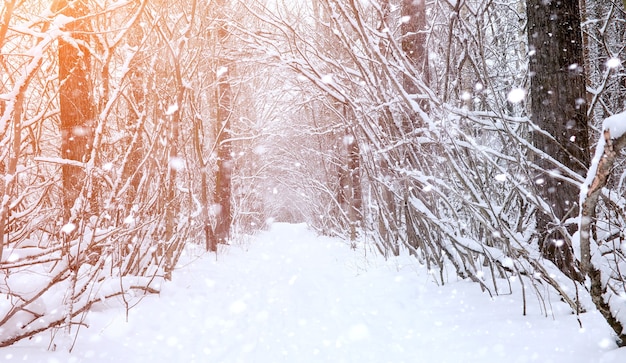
[1,0,626,359]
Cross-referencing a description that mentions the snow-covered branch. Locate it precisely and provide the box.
[578,110,626,344]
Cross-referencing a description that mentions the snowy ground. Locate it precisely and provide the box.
[4,222,626,362]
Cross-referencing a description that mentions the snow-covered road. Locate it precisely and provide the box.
[5,223,625,362]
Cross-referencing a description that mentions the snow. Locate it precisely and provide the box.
[52,15,75,29]
[321,74,334,84]
[168,156,186,171]
[507,88,526,103]
[4,223,626,362]
[603,110,626,141]
[217,66,228,78]
[61,223,77,234]
[580,110,626,205]
[606,58,621,69]
[494,173,507,182]
[165,104,179,116]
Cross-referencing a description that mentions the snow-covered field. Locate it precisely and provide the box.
[4,223,626,362]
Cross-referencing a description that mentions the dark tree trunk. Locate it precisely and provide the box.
[527,0,590,281]
[214,75,232,247]
[337,103,362,241]
[56,0,94,222]
[401,0,429,135]
[401,0,429,93]
[213,2,233,248]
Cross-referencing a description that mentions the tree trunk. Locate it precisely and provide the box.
[56,0,94,223]
[214,0,233,247]
[527,0,590,281]
[401,0,428,89]
[579,125,626,345]
[123,25,146,218]
[347,129,362,241]
[214,77,232,246]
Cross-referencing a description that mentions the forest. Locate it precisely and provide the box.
[1,0,626,351]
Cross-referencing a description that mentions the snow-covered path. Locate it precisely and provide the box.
[5,223,625,362]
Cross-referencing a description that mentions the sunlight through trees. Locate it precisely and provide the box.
[1,0,625,349]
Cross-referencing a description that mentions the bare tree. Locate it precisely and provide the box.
[212,0,234,250]
[54,0,95,222]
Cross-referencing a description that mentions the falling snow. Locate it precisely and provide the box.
[216,66,228,77]
[165,103,178,116]
[168,156,185,171]
[3,0,626,361]
[494,173,507,182]
[606,57,621,69]
[507,88,526,103]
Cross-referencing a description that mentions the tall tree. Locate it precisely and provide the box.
[212,0,234,250]
[527,0,590,280]
[401,0,428,89]
[55,0,95,223]
[401,0,428,128]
